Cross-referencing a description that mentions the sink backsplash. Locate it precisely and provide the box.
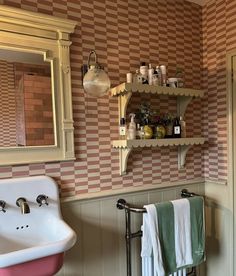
[0,176,61,219]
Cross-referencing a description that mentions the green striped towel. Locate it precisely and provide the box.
[155,196,205,275]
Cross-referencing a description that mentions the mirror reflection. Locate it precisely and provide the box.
[0,49,54,148]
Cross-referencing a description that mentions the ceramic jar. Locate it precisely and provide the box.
[156,125,166,139]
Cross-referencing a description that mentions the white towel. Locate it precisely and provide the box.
[141,204,186,276]
[171,199,193,268]
[141,202,191,276]
[142,204,164,276]
[141,216,155,276]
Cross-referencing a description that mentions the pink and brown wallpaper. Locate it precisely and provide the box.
[202,0,233,181]
[0,0,207,198]
[0,60,17,147]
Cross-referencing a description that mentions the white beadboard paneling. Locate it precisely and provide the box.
[81,201,102,276]
[100,198,121,275]
[59,183,205,276]
[59,201,82,276]
[204,183,232,276]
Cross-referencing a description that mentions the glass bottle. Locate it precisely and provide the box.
[180,116,186,138]
[134,69,142,83]
[152,69,159,86]
[119,117,126,139]
[173,117,181,138]
[140,62,148,84]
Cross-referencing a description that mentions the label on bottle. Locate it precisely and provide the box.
[119,126,126,136]
[137,75,143,83]
[174,126,180,135]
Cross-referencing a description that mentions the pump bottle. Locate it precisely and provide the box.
[127,113,136,140]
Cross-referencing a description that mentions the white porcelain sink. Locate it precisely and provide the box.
[0,176,76,275]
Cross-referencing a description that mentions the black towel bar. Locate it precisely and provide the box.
[181,188,198,198]
[117,198,147,213]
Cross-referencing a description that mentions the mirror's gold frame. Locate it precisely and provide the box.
[0,6,77,165]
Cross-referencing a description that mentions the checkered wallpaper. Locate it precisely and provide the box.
[202,0,233,181]
[0,60,17,147]
[0,0,204,198]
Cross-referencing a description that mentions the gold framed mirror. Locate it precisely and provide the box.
[0,6,77,165]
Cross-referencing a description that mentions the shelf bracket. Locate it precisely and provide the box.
[177,96,192,118]
[119,148,132,175]
[118,92,132,121]
[178,144,192,169]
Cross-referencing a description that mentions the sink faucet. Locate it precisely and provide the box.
[0,200,6,213]
[36,194,49,207]
[16,198,30,214]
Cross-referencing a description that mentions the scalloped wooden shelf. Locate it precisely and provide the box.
[112,137,205,148]
[111,82,205,175]
[110,82,204,122]
[112,138,205,175]
[110,83,204,98]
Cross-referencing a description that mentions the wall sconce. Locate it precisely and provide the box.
[82,50,111,97]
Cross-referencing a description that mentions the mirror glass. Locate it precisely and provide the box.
[0,49,54,148]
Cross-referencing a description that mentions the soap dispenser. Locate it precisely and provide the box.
[127,113,136,140]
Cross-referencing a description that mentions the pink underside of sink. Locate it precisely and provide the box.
[0,253,64,276]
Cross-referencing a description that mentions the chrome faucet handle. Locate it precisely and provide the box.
[0,200,6,213]
[36,194,48,207]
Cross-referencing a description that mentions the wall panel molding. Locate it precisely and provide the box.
[61,177,205,203]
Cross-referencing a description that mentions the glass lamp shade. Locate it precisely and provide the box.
[83,67,111,97]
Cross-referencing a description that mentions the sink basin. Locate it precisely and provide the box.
[0,176,76,276]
